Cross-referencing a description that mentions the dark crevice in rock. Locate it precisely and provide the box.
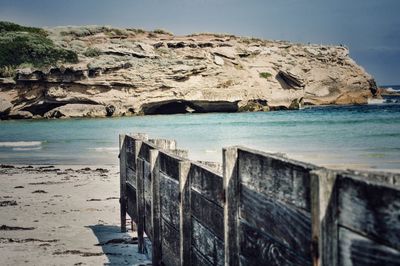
[22,102,66,116]
[277,70,305,90]
[21,97,100,116]
[141,100,239,115]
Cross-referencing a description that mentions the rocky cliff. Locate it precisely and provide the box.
[0,25,377,119]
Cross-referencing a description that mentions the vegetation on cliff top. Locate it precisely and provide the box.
[0,21,78,77]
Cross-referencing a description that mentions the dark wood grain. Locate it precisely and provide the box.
[136,157,145,253]
[138,142,154,163]
[160,173,180,229]
[338,174,400,250]
[126,167,136,187]
[159,151,181,180]
[310,169,339,266]
[239,220,311,266]
[161,218,180,266]
[338,226,400,266]
[191,247,213,266]
[240,184,311,258]
[190,162,224,207]
[191,217,224,266]
[126,182,137,223]
[119,135,127,233]
[143,160,153,239]
[125,135,136,170]
[191,190,224,240]
[237,148,315,211]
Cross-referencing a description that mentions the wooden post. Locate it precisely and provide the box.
[179,161,191,266]
[119,134,127,233]
[311,169,338,266]
[223,147,239,266]
[135,140,145,253]
[149,139,177,150]
[150,149,162,265]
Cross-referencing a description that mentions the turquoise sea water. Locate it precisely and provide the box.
[1,103,400,172]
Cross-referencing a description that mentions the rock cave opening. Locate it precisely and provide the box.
[141,100,239,115]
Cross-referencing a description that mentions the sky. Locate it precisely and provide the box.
[0,0,399,85]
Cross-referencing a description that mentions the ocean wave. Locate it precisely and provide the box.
[13,147,42,151]
[88,147,119,152]
[0,141,42,147]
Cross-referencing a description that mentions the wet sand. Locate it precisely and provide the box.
[0,165,150,266]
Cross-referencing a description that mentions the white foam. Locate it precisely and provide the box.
[0,141,42,147]
[385,87,400,92]
[89,147,119,152]
[13,147,42,151]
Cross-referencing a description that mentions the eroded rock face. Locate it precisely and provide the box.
[0,99,12,117]
[44,104,107,118]
[0,26,376,119]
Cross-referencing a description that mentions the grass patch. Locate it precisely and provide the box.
[0,21,78,77]
[152,29,173,35]
[83,47,101,57]
[259,72,272,79]
[0,21,47,36]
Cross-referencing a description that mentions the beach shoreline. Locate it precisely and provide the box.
[0,164,150,266]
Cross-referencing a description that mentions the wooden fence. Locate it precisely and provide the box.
[119,133,400,266]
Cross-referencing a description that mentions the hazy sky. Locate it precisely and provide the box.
[1,0,399,84]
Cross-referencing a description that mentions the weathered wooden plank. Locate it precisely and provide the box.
[159,151,181,181]
[126,167,136,188]
[310,169,339,266]
[161,219,180,266]
[162,245,180,266]
[345,169,400,187]
[338,174,400,250]
[239,184,312,259]
[136,157,145,253]
[191,190,224,240]
[196,161,223,175]
[179,161,191,266]
[138,141,154,163]
[191,247,213,266]
[143,161,153,239]
[149,138,177,150]
[192,217,224,266]
[145,201,153,240]
[150,149,162,266]
[125,135,136,170]
[239,220,311,266]
[237,148,315,211]
[338,226,400,266]
[223,147,239,266]
[170,149,189,159]
[126,183,137,223]
[190,162,224,207]
[160,173,180,229]
[119,134,127,233]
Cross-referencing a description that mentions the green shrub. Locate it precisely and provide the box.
[127,28,146,34]
[83,47,101,57]
[259,72,272,79]
[153,29,173,35]
[0,21,47,36]
[0,31,78,70]
[0,65,16,77]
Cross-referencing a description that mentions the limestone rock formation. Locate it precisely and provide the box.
[0,25,377,119]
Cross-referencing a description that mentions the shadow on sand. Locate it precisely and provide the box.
[87,224,150,266]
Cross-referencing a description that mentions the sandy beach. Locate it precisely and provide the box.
[0,164,150,266]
